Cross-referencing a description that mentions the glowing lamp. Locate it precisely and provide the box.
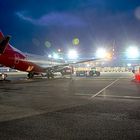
[68,49,78,59]
[96,48,107,58]
[126,46,139,59]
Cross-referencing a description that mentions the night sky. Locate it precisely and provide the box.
[1,0,140,59]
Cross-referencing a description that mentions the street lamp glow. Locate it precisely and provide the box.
[87,64,90,67]
[53,52,59,59]
[127,63,131,67]
[48,54,52,58]
[68,49,78,59]
[126,46,139,59]
[58,49,61,52]
[95,48,107,58]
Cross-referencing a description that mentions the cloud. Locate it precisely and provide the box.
[16,11,33,23]
[16,11,86,27]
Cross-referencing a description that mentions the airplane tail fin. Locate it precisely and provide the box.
[0,31,11,54]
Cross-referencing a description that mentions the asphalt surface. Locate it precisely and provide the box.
[0,72,140,140]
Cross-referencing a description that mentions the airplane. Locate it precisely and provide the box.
[0,31,99,79]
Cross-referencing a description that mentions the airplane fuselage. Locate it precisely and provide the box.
[0,44,45,74]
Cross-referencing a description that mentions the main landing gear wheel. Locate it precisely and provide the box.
[47,73,54,79]
[28,72,34,79]
[1,73,7,80]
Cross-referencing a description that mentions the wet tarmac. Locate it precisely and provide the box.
[0,72,140,140]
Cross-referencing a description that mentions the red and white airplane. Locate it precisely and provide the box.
[0,31,99,79]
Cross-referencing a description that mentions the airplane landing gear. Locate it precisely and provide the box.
[0,73,7,80]
[46,69,54,79]
[27,72,34,79]
[46,72,54,79]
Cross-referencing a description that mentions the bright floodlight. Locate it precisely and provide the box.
[68,49,78,59]
[127,63,131,67]
[48,54,52,58]
[126,46,139,59]
[96,48,107,58]
[53,53,59,59]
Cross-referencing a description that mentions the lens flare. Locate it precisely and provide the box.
[72,38,79,45]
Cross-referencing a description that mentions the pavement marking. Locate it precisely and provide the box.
[98,95,140,99]
[73,77,132,81]
[90,79,119,99]
[75,93,93,96]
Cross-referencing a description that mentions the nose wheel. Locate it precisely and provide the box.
[0,73,7,80]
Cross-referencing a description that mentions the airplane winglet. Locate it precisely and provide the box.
[0,35,11,54]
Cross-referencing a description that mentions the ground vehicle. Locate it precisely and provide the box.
[89,69,100,76]
[60,66,73,76]
[76,67,100,77]
[76,70,87,76]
